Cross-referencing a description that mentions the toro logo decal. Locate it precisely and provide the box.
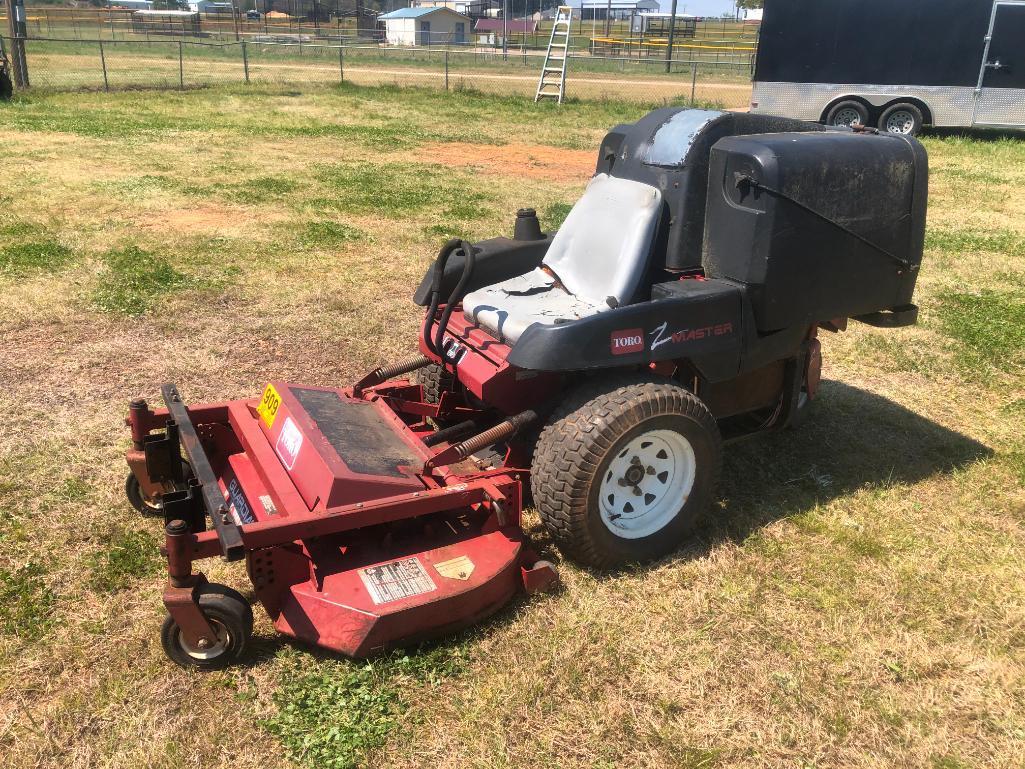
[611,328,644,355]
[650,320,734,351]
[275,416,303,471]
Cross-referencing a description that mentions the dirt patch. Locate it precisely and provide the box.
[423,141,596,182]
[135,203,268,235]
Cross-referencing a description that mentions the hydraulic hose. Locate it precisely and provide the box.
[423,238,476,358]
[434,240,476,362]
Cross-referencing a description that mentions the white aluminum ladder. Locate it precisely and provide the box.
[535,5,572,104]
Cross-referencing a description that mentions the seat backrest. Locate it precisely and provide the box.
[542,173,662,306]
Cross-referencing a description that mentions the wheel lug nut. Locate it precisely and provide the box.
[632,486,642,496]
[646,466,655,475]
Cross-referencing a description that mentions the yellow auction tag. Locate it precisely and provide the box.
[257,383,282,428]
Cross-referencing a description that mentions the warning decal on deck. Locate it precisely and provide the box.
[358,558,437,605]
[434,555,475,581]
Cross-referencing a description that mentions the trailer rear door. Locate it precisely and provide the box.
[974,0,1025,127]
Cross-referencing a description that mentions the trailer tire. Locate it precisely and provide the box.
[825,100,870,128]
[879,103,923,136]
[160,584,253,670]
[416,363,454,404]
[531,376,721,569]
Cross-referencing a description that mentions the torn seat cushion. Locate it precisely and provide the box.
[462,174,662,344]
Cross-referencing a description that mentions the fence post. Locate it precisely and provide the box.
[178,40,184,89]
[6,0,30,88]
[99,40,108,91]
[241,40,249,84]
[690,61,697,105]
[338,40,343,83]
[444,49,448,91]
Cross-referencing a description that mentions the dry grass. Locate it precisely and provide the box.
[0,84,1023,769]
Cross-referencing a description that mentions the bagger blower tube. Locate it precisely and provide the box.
[424,238,476,359]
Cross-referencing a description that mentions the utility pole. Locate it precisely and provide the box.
[501,0,507,59]
[604,0,611,37]
[5,0,28,88]
[664,0,677,74]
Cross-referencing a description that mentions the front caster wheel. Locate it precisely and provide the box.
[531,376,722,569]
[126,462,192,516]
[125,473,162,516]
[160,584,253,670]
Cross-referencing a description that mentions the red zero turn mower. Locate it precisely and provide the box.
[124,109,927,668]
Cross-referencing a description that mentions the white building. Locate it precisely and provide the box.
[109,0,155,10]
[378,7,472,45]
[580,0,659,21]
[409,0,496,14]
[631,11,697,34]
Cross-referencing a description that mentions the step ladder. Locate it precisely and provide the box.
[535,5,572,104]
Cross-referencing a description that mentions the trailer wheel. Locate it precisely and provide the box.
[879,103,923,136]
[160,584,253,670]
[531,376,721,569]
[825,100,870,128]
[416,363,454,404]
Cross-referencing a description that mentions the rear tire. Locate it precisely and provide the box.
[825,99,870,128]
[416,363,454,404]
[531,376,722,569]
[879,102,923,136]
[160,584,253,670]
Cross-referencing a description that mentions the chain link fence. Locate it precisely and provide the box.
[4,34,752,109]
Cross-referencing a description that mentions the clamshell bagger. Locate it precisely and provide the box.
[124,108,927,668]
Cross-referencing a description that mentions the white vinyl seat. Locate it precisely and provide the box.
[462,174,662,344]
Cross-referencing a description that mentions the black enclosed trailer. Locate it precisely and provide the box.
[751,0,1025,134]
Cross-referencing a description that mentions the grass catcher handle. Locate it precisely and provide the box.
[424,238,476,358]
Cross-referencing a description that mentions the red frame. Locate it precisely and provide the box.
[129,340,558,658]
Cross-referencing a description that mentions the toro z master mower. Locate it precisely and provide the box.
[124,109,927,668]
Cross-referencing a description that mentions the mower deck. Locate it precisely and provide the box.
[129,381,556,660]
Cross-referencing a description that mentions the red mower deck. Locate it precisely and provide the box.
[127,378,556,665]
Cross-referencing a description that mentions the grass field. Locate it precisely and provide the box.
[0,83,1023,769]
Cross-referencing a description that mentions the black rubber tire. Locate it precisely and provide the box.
[125,473,162,516]
[531,376,722,569]
[160,584,253,670]
[0,67,12,101]
[416,362,455,404]
[125,462,192,516]
[825,99,870,128]
[878,102,924,136]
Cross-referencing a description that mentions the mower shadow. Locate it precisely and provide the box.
[236,380,992,665]
[692,378,992,556]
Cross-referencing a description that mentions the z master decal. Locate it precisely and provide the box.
[649,320,735,351]
[611,328,645,355]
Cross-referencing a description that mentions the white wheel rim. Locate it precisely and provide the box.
[833,107,863,127]
[178,619,230,661]
[885,110,915,134]
[598,428,696,540]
